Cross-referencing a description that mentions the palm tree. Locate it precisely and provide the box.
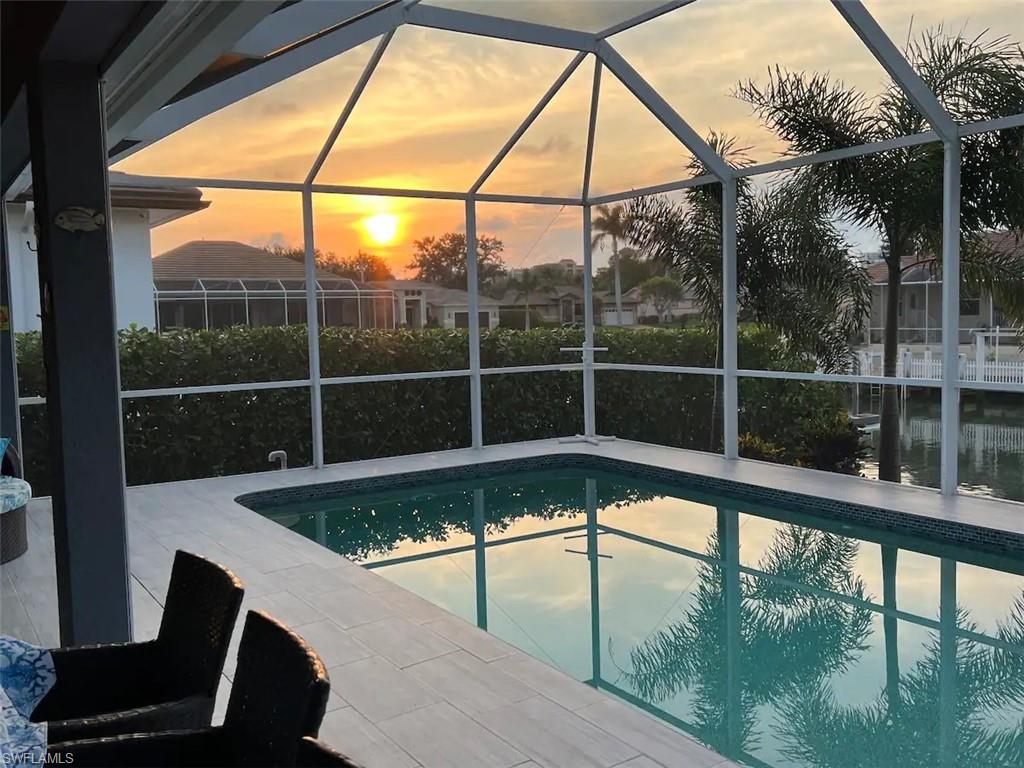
[507,267,553,330]
[621,523,873,759]
[592,203,631,326]
[774,595,1024,768]
[735,28,1024,483]
[627,133,871,449]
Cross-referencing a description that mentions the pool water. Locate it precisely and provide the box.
[260,469,1024,768]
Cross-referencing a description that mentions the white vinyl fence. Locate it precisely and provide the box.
[856,347,1024,385]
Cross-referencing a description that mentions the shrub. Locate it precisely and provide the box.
[738,433,786,464]
[15,325,861,494]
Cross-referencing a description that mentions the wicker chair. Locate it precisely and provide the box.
[33,549,243,743]
[295,737,364,768]
[1,442,28,564]
[53,610,332,767]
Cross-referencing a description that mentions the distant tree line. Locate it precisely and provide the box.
[265,244,396,282]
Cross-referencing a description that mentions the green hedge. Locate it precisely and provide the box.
[15,325,859,495]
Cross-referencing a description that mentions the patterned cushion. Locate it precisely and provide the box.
[1,635,56,762]
[0,476,31,515]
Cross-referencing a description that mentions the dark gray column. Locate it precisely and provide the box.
[26,62,132,645]
[1,205,21,455]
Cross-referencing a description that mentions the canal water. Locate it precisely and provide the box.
[859,389,1023,503]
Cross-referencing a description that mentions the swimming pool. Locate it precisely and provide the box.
[244,461,1024,768]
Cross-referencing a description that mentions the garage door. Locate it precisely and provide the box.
[454,311,491,328]
[602,307,634,326]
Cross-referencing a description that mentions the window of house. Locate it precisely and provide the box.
[960,294,980,316]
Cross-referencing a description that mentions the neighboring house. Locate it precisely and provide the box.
[623,283,702,325]
[370,279,500,329]
[865,231,1021,348]
[5,172,208,332]
[496,284,642,326]
[153,241,394,331]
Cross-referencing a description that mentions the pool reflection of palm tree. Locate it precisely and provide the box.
[775,596,1024,768]
[624,524,873,757]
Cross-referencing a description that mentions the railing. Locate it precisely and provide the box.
[856,350,1024,385]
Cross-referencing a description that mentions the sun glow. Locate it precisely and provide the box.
[363,213,400,246]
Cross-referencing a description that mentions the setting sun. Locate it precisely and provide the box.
[363,213,399,246]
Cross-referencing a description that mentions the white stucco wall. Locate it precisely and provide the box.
[5,202,156,332]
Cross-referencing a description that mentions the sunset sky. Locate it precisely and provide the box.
[114,0,1023,277]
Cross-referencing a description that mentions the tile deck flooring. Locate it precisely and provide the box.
[5,438,1022,766]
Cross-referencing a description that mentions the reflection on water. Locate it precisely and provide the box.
[266,471,1024,768]
[860,392,1024,502]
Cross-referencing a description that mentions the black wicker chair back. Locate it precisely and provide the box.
[158,550,245,700]
[223,610,331,766]
[34,549,244,744]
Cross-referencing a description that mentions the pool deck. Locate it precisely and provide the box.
[5,438,1022,767]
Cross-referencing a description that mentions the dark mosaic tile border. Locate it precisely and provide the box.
[236,454,1023,557]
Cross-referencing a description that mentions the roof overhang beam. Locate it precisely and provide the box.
[113,3,406,163]
[229,0,390,58]
[104,1,276,148]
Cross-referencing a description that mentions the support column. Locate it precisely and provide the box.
[1,205,21,456]
[302,188,324,468]
[582,205,596,437]
[722,178,738,458]
[473,488,487,630]
[26,63,131,644]
[940,140,961,495]
[465,199,483,448]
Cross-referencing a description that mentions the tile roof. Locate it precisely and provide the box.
[865,231,1022,284]
[152,240,354,284]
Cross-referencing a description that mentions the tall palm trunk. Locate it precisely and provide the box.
[879,257,903,482]
[881,545,901,715]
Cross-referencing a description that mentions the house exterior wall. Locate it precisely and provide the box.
[635,296,700,322]
[868,282,1006,345]
[6,202,156,332]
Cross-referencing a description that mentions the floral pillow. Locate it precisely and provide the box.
[1,635,56,763]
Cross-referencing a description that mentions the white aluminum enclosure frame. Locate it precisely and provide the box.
[16,0,1024,496]
[151,277,395,333]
